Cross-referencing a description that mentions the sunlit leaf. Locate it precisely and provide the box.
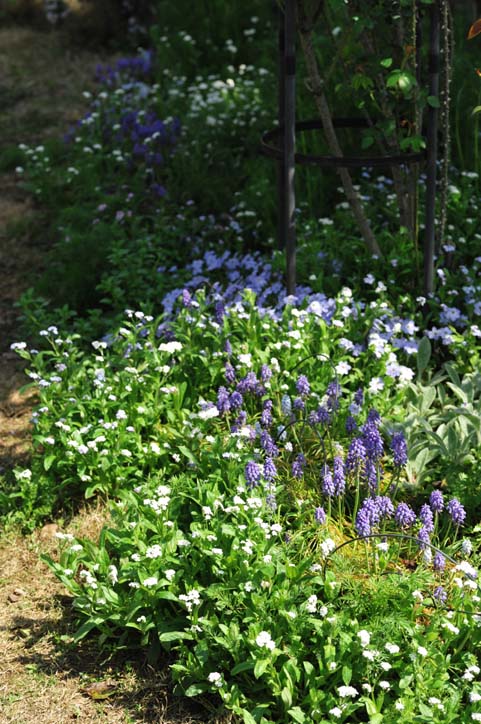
[468,18,481,39]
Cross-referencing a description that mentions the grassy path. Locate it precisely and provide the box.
[0,22,225,724]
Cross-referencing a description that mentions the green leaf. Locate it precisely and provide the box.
[231,660,255,676]
[417,336,431,376]
[303,661,314,677]
[254,658,270,679]
[380,57,393,68]
[370,715,384,724]
[43,454,56,471]
[184,683,207,697]
[158,630,193,642]
[281,687,293,708]
[472,105,481,115]
[288,706,306,723]
[342,665,352,686]
[242,711,257,724]
[361,135,375,150]
[427,95,440,108]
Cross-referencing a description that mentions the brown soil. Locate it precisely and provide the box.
[0,22,229,724]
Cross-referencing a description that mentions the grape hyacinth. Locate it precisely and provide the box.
[429,490,444,513]
[433,551,446,572]
[346,437,367,473]
[263,457,277,482]
[245,460,262,488]
[394,502,417,529]
[333,456,346,496]
[417,526,431,551]
[419,504,434,533]
[433,585,447,604]
[216,386,230,415]
[292,453,306,479]
[281,394,292,416]
[296,374,310,397]
[390,431,408,467]
[315,506,326,525]
[447,498,466,526]
[322,465,335,497]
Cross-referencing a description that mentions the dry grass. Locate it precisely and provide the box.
[0,21,233,724]
[0,507,229,724]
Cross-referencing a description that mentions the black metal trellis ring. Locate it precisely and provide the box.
[260,118,427,169]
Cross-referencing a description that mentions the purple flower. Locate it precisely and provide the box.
[355,497,381,537]
[216,386,230,415]
[394,503,417,529]
[225,362,236,385]
[293,397,305,412]
[417,526,431,550]
[433,551,446,572]
[261,400,273,428]
[292,453,306,479]
[391,431,408,467]
[327,380,341,411]
[447,498,466,526]
[419,504,434,533]
[367,408,381,425]
[354,388,364,407]
[345,415,357,434]
[281,395,292,416]
[315,506,326,525]
[317,405,331,426]
[433,585,447,604]
[263,457,277,482]
[266,493,277,511]
[361,419,384,461]
[346,437,367,473]
[182,289,193,307]
[322,465,335,497]
[229,391,243,410]
[215,300,225,324]
[245,460,262,488]
[365,458,378,494]
[333,456,346,496]
[224,339,233,356]
[429,490,444,513]
[261,364,272,384]
[231,410,247,433]
[296,374,310,397]
[376,495,394,519]
[260,430,279,457]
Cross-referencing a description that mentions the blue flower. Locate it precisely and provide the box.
[245,461,262,488]
[394,503,416,529]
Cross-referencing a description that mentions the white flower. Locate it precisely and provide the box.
[255,631,276,651]
[158,341,183,353]
[329,707,343,718]
[337,685,358,698]
[385,643,400,654]
[208,672,223,687]
[143,576,158,587]
[470,693,481,703]
[380,661,392,671]
[395,700,405,711]
[198,407,219,420]
[417,645,428,657]
[306,595,318,613]
[379,680,390,690]
[335,361,351,376]
[455,561,478,579]
[357,629,371,647]
[320,538,336,558]
[472,715,481,722]
[165,569,175,581]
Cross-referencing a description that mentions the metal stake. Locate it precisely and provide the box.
[424,0,440,297]
[284,0,296,295]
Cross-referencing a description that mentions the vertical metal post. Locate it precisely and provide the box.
[277,2,286,251]
[424,0,440,297]
[284,0,296,295]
